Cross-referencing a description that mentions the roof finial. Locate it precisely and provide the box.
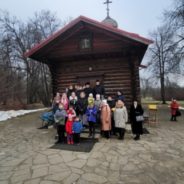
[103,0,112,17]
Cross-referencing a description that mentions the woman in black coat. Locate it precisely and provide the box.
[129,100,144,140]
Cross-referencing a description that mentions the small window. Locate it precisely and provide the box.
[80,38,92,49]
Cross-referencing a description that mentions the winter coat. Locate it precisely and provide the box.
[67,89,75,98]
[129,104,144,134]
[69,96,78,110]
[76,89,84,99]
[65,120,73,134]
[93,85,105,97]
[94,99,102,110]
[170,101,179,115]
[101,104,111,131]
[114,107,128,128]
[54,109,67,125]
[107,99,115,109]
[76,98,88,115]
[60,98,69,110]
[72,121,83,133]
[67,109,76,120]
[86,106,97,123]
[84,87,93,97]
[41,111,54,124]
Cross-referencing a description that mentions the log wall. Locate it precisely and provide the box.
[49,56,140,108]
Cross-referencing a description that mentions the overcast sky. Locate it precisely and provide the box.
[0,0,173,38]
[2,0,182,85]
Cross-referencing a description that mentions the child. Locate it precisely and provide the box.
[88,93,95,106]
[54,103,67,143]
[72,116,83,145]
[67,105,76,120]
[65,114,74,144]
[69,91,78,111]
[86,103,97,138]
[114,100,128,140]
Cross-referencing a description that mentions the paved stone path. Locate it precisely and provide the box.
[0,107,184,184]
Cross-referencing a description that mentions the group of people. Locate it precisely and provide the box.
[41,80,145,145]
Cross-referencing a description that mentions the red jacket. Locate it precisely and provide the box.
[67,109,76,120]
[170,101,179,115]
[65,120,73,134]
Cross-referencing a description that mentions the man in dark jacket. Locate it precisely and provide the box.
[93,80,105,99]
[84,82,93,98]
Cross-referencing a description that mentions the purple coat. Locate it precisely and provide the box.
[86,106,97,123]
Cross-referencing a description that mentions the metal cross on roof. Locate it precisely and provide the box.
[103,0,112,17]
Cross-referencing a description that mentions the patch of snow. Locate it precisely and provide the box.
[0,108,47,122]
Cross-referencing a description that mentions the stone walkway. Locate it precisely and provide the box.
[0,107,184,184]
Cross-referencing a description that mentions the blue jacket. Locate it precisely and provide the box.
[86,106,97,123]
[72,121,83,133]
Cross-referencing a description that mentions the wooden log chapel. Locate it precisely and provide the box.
[25,2,153,107]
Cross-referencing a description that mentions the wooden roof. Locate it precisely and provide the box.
[25,15,153,60]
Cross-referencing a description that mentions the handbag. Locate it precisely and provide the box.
[176,109,181,116]
[136,115,144,122]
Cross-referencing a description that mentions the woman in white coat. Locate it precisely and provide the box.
[114,100,128,140]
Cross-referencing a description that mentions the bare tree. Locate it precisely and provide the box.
[148,24,181,104]
[0,10,68,107]
[164,0,184,64]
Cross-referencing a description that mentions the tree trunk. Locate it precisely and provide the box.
[160,74,166,104]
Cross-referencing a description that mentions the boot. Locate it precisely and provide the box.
[134,135,140,141]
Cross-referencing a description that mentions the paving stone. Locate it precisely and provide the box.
[45,171,71,181]
[71,167,84,175]
[31,164,50,170]
[32,167,48,178]
[61,152,76,162]
[82,173,107,183]
[24,178,41,184]
[33,154,48,165]
[40,181,59,184]
[90,151,105,160]
[86,158,102,167]
[110,162,120,171]
[0,181,9,184]
[48,154,63,164]
[11,172,31,183]
[67,159,86,169]
[0,171,13,180]
[62,173,80,184]
[0,166,14,172]
[49,164,70,174]
[107,171,120,183]
[0,110,184,184]
[94,167,108,177]
[75,153,90,160]
[92,143,105,152]
[122,163,138,171]
[76,179,97,184]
